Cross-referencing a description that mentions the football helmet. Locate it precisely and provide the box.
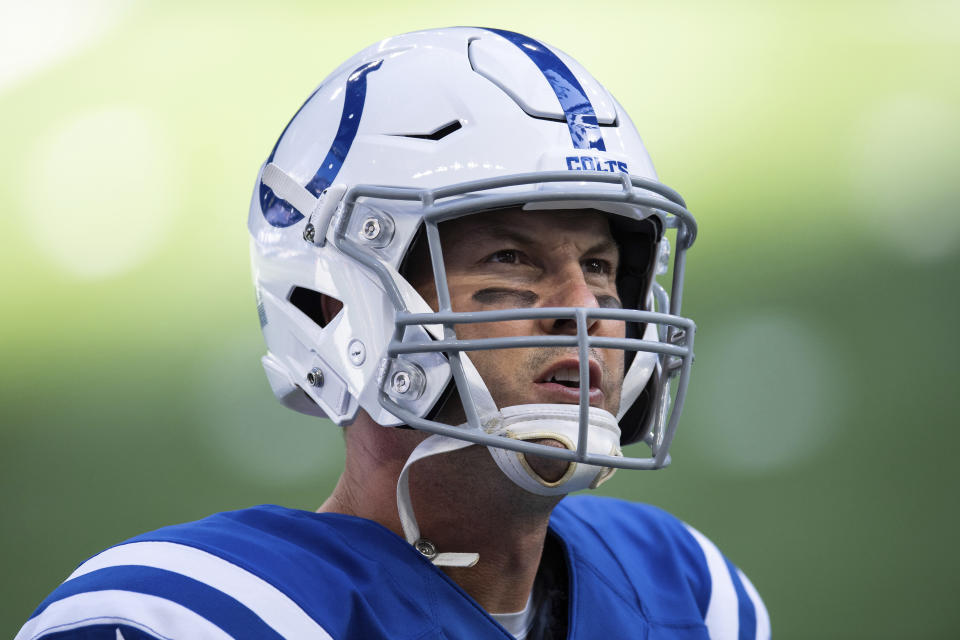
[248,27,696,562]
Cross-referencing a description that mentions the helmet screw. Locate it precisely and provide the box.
[303,223,316,243]
[348,339,366,366]
[414,538,437,560]
[391,371,412,394]
[306,367,324,387]
[360,217,382,240]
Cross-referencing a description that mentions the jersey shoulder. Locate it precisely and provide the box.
[16,505,483,640]
[551,495,770,640]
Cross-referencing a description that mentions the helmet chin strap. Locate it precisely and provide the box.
[485,404,623,496]
[395,405,622,567]
[454,352,623,495]
[394,355,623,566]
[396,434,481,567]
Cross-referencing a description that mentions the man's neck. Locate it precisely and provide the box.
[437,515,552,614]
[317,417,561,614]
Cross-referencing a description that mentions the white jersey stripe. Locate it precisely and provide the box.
[65,541,333,639]
[737,568,770,640]
[684,524,738,640]
[15,590,230,640]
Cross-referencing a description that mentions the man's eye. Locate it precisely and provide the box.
[583,258,612,274]
[486,249,519,264]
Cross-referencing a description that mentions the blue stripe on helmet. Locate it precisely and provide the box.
[483,28,606,151]
[260,59,383,228]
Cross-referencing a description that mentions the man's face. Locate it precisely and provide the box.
[410,208,626,418]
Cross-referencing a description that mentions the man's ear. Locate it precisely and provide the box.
[320,294,344,325]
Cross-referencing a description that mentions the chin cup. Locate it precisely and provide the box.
[486,404,623,496]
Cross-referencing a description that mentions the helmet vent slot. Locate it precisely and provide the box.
[395,120,462,141]
[525,111,619,128]
[288,286,339,329]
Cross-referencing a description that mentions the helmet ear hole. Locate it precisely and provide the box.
[288,286,343,328]
[612,215,661,374]
[398,224,439,310]
[612,215,661,313]
[619,374,657,445]
[321,295,344,326]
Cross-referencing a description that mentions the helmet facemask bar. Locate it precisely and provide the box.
[331,170,696,471]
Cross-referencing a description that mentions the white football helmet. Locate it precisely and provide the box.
[248,28,696,559]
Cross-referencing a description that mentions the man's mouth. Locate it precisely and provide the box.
[534,359,605,406]
[544,367,589,388]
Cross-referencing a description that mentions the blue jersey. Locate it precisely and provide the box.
[17,496,769,639]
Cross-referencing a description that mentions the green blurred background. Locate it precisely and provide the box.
[2,0,958,636]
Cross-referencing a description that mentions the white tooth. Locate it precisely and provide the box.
[551,368,580,383]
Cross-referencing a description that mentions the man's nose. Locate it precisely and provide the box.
[537,266,601,335]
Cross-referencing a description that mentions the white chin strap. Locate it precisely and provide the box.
[396,434,480,567]
[394,355,622,566]
[451,353,623,495]
[395,405,622,567]
[486,404,623,496]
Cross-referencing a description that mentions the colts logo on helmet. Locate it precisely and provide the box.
[566,156,629,173]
